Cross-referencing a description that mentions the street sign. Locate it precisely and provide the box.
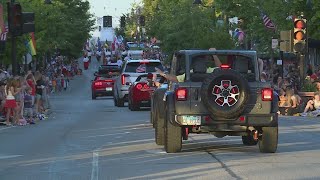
[22,53,32,64]
[272,39,278,49]
[277,60,283,65]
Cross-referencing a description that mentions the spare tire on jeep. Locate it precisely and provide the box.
[201,68,250,119]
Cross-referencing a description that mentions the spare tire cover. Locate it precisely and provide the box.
[201,68,250,119]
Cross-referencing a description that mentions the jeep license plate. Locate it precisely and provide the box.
[182,116,201,125]
[106,87,112,91]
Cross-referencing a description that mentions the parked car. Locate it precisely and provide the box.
[91,65,120,99]
[113,59,164,107]
[152,50,279,153]
[128,74,162,111]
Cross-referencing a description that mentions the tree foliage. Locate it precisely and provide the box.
[0,0,94,65]
[136,0,320,55]
[141,0,233,55]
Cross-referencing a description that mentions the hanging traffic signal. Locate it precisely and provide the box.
[8,3,23,36]
[139,15,145,26]
[120,16,126,28]
[103,16,112,27]
[293,18,307,53]
[22,12,35,33]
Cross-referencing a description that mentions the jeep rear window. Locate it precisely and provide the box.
[124,62,164,73]
[189,55,255,82]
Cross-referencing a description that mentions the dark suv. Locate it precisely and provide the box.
[152,50,279,153]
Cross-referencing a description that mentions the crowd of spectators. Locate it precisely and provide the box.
[0,56,81,126]
[260,60,320,117]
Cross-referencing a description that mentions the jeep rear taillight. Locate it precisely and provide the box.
[176,88,188,101]
[262,88,273,101]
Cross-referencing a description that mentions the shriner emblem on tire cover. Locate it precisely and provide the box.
[212,80,240,107]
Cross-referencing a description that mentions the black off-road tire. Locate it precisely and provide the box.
[201,69,250,119]
[155,108,165,145]
[164,112,182,153]
[259,126,278,153]
[242,135,258,146]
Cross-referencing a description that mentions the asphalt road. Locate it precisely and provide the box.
[1,57,320,180]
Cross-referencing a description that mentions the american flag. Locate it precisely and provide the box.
[136,64,146,73]
[260,11,276,30]
[0,26,8,41]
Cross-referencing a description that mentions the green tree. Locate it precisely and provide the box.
[141,0,234,55]
[0,0,94,67]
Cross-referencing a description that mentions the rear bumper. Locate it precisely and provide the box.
[94,89,114,96]
[174,113,278,127]
[136,100,151,107]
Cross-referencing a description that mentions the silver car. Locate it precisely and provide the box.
[113,59,164,107]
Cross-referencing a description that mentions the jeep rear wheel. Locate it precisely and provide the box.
[155,109,165,145]
[164,112,182,153]
[259,127,278,153]
[242,135,258,146]
[201,69,250,119]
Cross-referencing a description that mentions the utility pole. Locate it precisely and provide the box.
[10,0,17,76]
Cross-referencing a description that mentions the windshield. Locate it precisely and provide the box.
[185,54,256,82]
[98,65,120,74]
[125,62,164,73]
[130,54,143,60]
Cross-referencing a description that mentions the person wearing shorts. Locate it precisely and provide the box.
[35,73,45,115]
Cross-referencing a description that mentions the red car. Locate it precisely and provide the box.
[91,65,120,99]
[128,74,160,111]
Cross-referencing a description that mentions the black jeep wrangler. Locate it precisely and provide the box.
[151,50,279,153]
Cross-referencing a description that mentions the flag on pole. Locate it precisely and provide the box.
[260,11,276,30]
[27,32,36,56]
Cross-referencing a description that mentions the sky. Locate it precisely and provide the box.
[88,0,142,36]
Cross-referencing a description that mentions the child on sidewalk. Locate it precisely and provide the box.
[4,79,18,126]
[24,87,35,124]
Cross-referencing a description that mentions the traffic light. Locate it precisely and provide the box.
[103,16,112,27]
[139,15,145,26]
[22,12,35,34]
[293,18,307,53]
[8,3,23,36]
[120,16,126,28]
